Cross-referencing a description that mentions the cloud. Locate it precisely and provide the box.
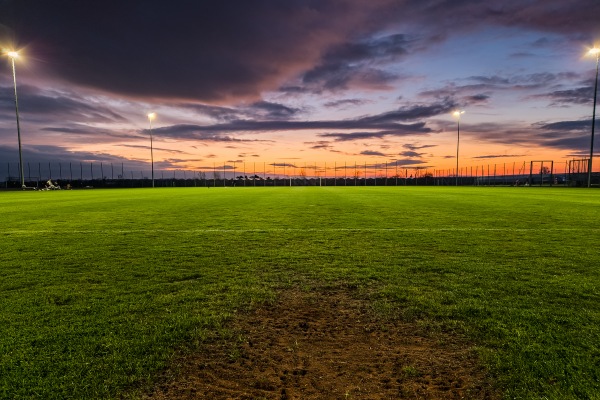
[0,85,126,123]
[318,125,429,141]
[145,124,272,142]
[0,0,400,102]
[419,72,583,107]
[269,162,297,168]
[0,144,152,178]
[399,150,424,158]
[118,144,188,154]
[323,99,369,108]
[298,33,415,92]
[403,143,437,151]
[249,101,301,119]
[471,154,527,159]
[393,158,428,167]
[529,87,593,106]
[397,0,600,42]
[360,150,387,156]
[149,101,454,141]
[537,120,592,132]
[177,100,302,122]
[307,141,335,150]
[466,118,594,152]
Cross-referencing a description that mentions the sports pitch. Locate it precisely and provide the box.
[1,187,599,399]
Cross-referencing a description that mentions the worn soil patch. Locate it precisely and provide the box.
[144,288,498,399]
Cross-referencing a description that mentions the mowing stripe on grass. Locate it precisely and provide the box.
[4,227,600,234]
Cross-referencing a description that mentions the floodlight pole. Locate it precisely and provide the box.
[9,53,25,188]
[148,113,156,188]
[452,110,464,186]
[456,117,460,186]
[588,50,599,188]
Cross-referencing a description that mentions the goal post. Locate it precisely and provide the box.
[529,161,554,186]
[567,158,589,187]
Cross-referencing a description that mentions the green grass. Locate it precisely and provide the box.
[1,187,599,399]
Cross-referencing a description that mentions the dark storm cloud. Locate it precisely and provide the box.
[308,141,335,150]
[1,0,597,104]
[398,0,600,40]
[393,159,427,167]
[179,101,301,121]
[421,72,582,101]
[0,85,125,123]
[143,124,272,142]
[318,131,391,141]
[419,72,584,108]
[358,101,456,124]
[318,124,430,141]
[118,144,188,154]
[545,136,590,150]
[467,118,594,152]
[41,126,135,141]
[465,94,490,104]
[249,102,301,120]
[530,87,593,106]
[399,150,424,158]
[0,0,399,102]
[360,150,387,157]
[300,33,413,91]
[323,99,369,108]
[270,162,297,168]
[403,143,437,151]
[471,154,527,159]
[0,144,149,170]
[149,101,453,141]
[537,120,591,132]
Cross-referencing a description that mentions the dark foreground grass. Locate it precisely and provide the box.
[0,187,599,399]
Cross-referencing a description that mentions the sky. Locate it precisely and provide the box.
[0,0,599,178]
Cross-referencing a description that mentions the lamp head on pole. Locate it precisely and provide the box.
[7,50,19,59]
[452,110,465,119]
[147,112,156,121]
[588,47,600,57]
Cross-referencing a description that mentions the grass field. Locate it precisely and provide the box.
[1,187,599,399]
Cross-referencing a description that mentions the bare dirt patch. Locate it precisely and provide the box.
[144,288,498,399]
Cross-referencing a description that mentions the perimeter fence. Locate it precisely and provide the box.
[1,160,597,189]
